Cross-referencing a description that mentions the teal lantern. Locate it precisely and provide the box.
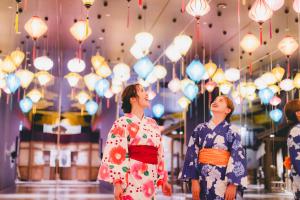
[85,100,98,115]
[258,88,274,105]
[269,109,283,123]
[6,73,21,93]
[183,83,199,101]
[152,104,165,118]
[133,56,154,79]
[95,79,110,97]
[186,59,205,83]
[19,97,33,113]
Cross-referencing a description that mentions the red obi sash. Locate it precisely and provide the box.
[128,145,158,164]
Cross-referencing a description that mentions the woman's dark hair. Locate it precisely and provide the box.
[121,84,140,113]
[284,99,300,123]
[223,96,235,122]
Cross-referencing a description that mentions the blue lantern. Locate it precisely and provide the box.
[183,83,199,101]
[269,109,283,123]
[133,56,154,79]
[186,59,205,83]
[95,79,110,97]
[6,73,21,93]
[152,104,165,118]
[19,97,33,113]
[85,100,99,115]
[258,88,274,105]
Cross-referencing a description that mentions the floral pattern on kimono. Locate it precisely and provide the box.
[181,120,247,200]
[287,124,300,198]
[98,114,167,200]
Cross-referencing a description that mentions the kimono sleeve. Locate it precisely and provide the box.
[288,127,300,176]
[181,128,200,180]
[225,126,247,189]
[98,118,130,187]
[156,137,168,187]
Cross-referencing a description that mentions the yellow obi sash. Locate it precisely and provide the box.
[198,148,230,166]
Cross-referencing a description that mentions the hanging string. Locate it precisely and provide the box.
[287,56,290,78]
[15,1,20,33]
[127,1,130,28]
[32,40,36,60]
[259,24,263,45]
[106,98,110,108]
[181,0,185,13]
[172,63,176,79]
[269,19,272,39]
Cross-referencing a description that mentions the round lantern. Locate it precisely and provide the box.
[147,89,156,100]
[111,84,123,94]
[261,72,277,85]
[212,68,226,84]
[219,82,233,95]
[152,104,165,118]
[113,63,130,82]
[293,0,300,13]
[67,58,86,73]
[135,32,153,51]
[272,65,285,82]
[269,85,281,94]
[2,56,16,73]
[138,78,150,88]
[65,72,82,87]
[15,69,34,89]
[168,78,181,93]
[205,81,217,92]
[254,77,268,90]
[96,63,112,78]
[19,97,33,113]
[34,56,54,71]
[24,16,48,40]
[165,44,182,63]
[95,79,110,97]
[294,73,300,88]
[258,88,274,104]
[84,73,101,91]
[130,42,148,59]
[240,33,260,53]
[278,36,299,57]
[91,52,105,69]
[269,109,283,123]
[133,57,154,79]
[10,48,25,67]
[225,68,240,82]
[183,83,199,101]
[104,89,114,99]
[237,82,248,98]
[36,71,53,86]
[178,96,191,110]
[204,60,217,78]
[145,71,158,84]
[270,96,282,106]
[6,73,20,93]
[85,100,98,115]
[186,0,210,18]
[27,89,42,103]
[76,91,90,105]
[173,34,192,56]
[265,0,284,11]
[279,79,295,91]
[153,65,167,80]
[186,59,205,82]
[180,78,194,92]
[70,20,92,42]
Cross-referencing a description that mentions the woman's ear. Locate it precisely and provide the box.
[225,108,231,115]
[129,97,136,105]
[296,111,300,121]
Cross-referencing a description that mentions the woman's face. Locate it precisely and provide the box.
[131,85,150,109]
[211,96,231,116]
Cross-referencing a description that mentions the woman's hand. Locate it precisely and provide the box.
[225,184,237,200]
[191,179,200,200]
[114,183,123,200]
[162,182,172,196]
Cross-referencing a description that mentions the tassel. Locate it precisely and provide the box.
[196,19,201,42]
[32,42,36,60]
[172,63,176,79]
[78,43,82,59]
[127,3,130,28]
[33,105,36,114]
[201,81,204,94]
[208,92,212,108]
[259,25,263,45]
[269,19,272,39]
[85,16,89,37]
[181,0,185,13]
[15,10,19,33]
[6,94,9,105]
[181,58,185,77]
[107,99,110,108]
[287,57,290,79]
[249,62,252,76]
[138,0,142,8]
[17,88,20,101]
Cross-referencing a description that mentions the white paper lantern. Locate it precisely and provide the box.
[168,78,181,93]
[254,77,268,90]
[34,56,54,71]
[173,34,192,56]
[261,72,277,85]
[225,68,240,82]
[165,44,182,63]
[113,63,130,81]
[135,32,153,51]
[279,79,295,91]
[153,65,167,80]
[27,89,42,103]
[219,82,233,95]
[67,58,86,73]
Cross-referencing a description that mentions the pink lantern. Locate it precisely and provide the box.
[270,96,281,106]
[205,81,217,106]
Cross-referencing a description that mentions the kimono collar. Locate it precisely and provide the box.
[126,113,145,122]
[207,119,229,132]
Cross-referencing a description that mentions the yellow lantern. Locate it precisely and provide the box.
[178,96,191,110]
[15,69,34,89]
[75,91,90,105]
[10,48,25,67]
[204,60,217,78]
[272,65,285,82]
[91,52,105,69]
[24,16,48,40]
[269,84,281,94]
[96,62,112,78]
[84,73,101,91]
[212,68,225,84]
[294,73,300,88]
[240,33,260,54]
[70,20,92,42]
[36,71,53,86]
[65,72,82,87]
[1,56,16,73]
[27,89,42,103]
[82,0,95,7]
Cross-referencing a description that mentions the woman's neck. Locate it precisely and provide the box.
[131,106,144,120]
[211,113,226,126]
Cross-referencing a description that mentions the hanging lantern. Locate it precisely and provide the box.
[270,96,282,106]
[205,81,217,93]
[248,0,273,44]
[10,48,25,67]
[153,65,167,80]
[258,88,274,104]
[24,16,48,40]
[19,97,33,113]
[246,93,257,102]
[240,33,260,54]
[173,34,193,56]
[67,58,86,73]
[212,68,226,84]
[83,73,101,91]
[269,109,283,123]
[168,78,181,93]
[180,78,194,92]
[186,0,210,20]
[145,71,158,84]
[204,60,217,78]
[265,0,284,11]
[178,96,191,110]
[183,83,199,101]
[269,85,281,94]
[147,89,156,100]
[202,71,210,81]
[70,20,92,42]
[15,69,34,89]
[91,52,105,69]
[152,104,165,118]
[2,56,16,73]
[82,0,95,7]
[113,63,131,81]
[133,56,154,79]
[85,99,98,115]
[130,42,149,59]
[225,68,240,82]
[6,73,20,93]
[261,72,277,85]
[219,82,233,95]
[95,79,110,97]
[27,89,42,103]
[237,82,248,98]
[65,72,82,87]
[294,73,300,88]
[104,89,114,99]
[76,91,90,105]
[165,44,182,63]
[36,71,53,86]
[293,0,300,13]
[186,59,205,83]
[278,36,299,78]
[138,78,150,88]
[135,32,153,51]
[279,78,295,91]
[82,0,95,37]
[96,63,112,78]
[272,65,285,82]
[34,56,54,71]
[254,77,268,90]
[111,84,123,94]
[247,82,257,96]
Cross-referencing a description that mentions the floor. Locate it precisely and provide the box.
[0,181,294,200]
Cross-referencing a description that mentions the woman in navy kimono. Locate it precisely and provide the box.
[285,99,300,199]
[181,95,247,200]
